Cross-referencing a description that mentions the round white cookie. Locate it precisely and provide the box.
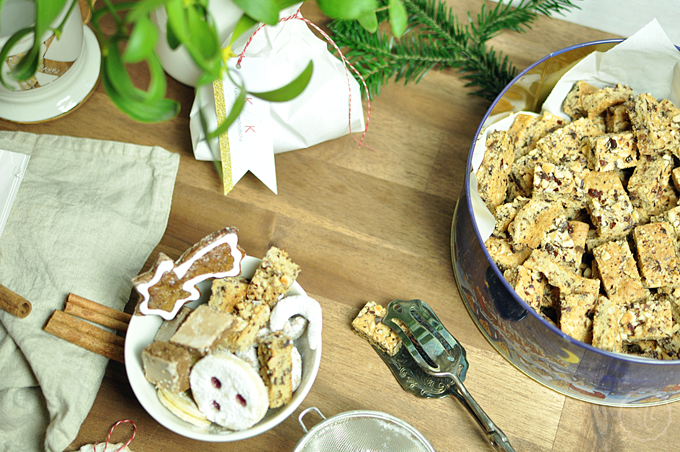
[190,352,269,430]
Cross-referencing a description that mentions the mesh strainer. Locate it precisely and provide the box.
[294,407,435,452]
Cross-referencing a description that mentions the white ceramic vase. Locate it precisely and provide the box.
[151,0,246,87]
[0,0,101,122]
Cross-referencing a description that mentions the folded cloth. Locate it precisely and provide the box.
[0,131,179,452]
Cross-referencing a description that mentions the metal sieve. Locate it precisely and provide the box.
[294,407,436,452]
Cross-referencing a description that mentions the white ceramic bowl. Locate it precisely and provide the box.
[125,256,322,441]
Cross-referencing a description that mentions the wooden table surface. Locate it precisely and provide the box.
[2,2,678,451]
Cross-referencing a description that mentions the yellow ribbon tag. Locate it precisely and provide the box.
[212,79,234,195]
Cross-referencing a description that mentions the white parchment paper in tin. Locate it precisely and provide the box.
[470,19,680,242]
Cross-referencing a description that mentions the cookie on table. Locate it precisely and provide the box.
[581,83,634,119]
[633,222,680,288]
[651,206,680,255]
[170,304,244,356]
[532,162,590,212]
[583,132,638,172]
[513,265,546,313]
[620,294,674,343]
[476,130,516,212]
[591,296,623,353]
[190,352,269,430]
[507,198,565,250]
[510,153,538,197]
[560,291,598,343]
[209,276,249,313]
[627,93,674,156]
[628,153,674,221]
[509,111,566,158]
[540,217,589,272]
[605,104,631,133]
[229,299,271,351]
[351,301,402,356]
[562,80,598,119]
[523,249,600,296]
[258,331,294,409]
[492,197,530,235]
[142,341,196,393]
[592,240,648,306]
[624,340,674,360]
[584,170,639,240]
[246,246,301,309]
[533,117,605,167]
[485,235,531,272]
[133,226,244,319]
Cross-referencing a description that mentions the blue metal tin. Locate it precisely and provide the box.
[451,39,680,406]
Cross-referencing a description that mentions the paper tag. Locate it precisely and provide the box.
[0,149,30,240]
[213,58,276,195]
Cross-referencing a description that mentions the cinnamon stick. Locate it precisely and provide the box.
[64,295,130,332]
[50,309,125,347]
[67,293,131,323]
[44,312,125,363]
[0,284,32,318]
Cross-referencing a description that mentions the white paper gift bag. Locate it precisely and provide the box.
[189,10,366,195]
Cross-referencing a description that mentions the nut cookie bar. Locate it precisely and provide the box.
[246,247,301,308]
[351,301,402,356]
[633,222,680,288]
[584,170,638,240]
[476,130,515,212]
[479,81,680,359]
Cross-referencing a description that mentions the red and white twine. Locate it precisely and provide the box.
[94,419,137,452]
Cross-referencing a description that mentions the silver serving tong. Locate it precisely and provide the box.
[381,299,516,452]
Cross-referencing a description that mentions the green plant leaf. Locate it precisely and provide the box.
[357,11,378,33]
[165,18,181,50]
[231,0,280,25]
[229,13,259,47]
[126,0,168,22]
[388,0,407,37]
[165,0,191,43]
[105,39,167,104]
[0,27,31,89]
[102,57,179,123]
[317,0,378,20]
[276,0,302,10]
[124,15,158,63]
[35,0,68,34]
[186,3,220,61]
[207,86,247,139]
[164,0,222,78]
[250,60,313,102]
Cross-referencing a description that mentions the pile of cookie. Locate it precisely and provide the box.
[477,80,680,359]
[137,235,321,431]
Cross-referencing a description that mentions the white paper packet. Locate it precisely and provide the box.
[189,9,365,194]
[0,149,30,240]
[470,20,680,241]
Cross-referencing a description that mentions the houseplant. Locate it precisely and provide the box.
[0,0,407,137]
[0,0,581,134]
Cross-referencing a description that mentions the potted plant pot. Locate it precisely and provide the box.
[0,0,101,123]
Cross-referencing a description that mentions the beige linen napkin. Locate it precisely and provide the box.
[0,131,179,452]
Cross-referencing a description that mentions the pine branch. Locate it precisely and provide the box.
[327,0,582,102]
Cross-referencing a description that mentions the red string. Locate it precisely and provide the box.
[94,419,137,452]
[236,9,373,151]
